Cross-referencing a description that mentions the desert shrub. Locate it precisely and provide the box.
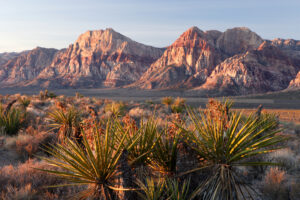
[179,99,285,199]
[48,106,81,142]
[267,148,298,171]
[162,97,173,106]
[105,101,126,116]
[136,177,166,200]
[261,167,289,200]
[48,92,57,99]
[18,96,31,110]
[0,159,80,199]
[3,131,55,159]
[136,177,199,200]
[116,117,161,167]
[75,92,84,99]
[0,103,25,136]
[39,89,56,100]
[40,118,135,199]
[148,128,180,176]
[171,97,186,113]
[1,184,38,200]
[165,178,200,200]
[129,107,150,118]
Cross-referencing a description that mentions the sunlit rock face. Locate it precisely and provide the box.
[198,41,298,95]
[29,28,164,88]
[0,52,19,65]
[289,71,300,89]
[131,27,224,89]
[216,27,264,56]
[0,26,299,96]
[0,47,58,86]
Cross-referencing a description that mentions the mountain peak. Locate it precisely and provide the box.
[180,26,204,38]
[75,28,130,47]
[216,26,264,56]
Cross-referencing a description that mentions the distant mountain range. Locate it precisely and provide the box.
[0,27,299,96]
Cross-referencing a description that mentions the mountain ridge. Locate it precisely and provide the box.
[0,27,299,96]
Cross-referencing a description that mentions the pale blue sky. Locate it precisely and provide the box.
[0,0,299,52]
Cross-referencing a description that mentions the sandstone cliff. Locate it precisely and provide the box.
[0,47,58,87]
[29,28,164,88]
[131,27,223,89]
[198,42,298,95]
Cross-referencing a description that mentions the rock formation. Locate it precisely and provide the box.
[0,26,299,96]
[289,71,300,89]
[0,47,58,87]
[29,28,164,88]
[131,27,223,89]
[198,42,298,95]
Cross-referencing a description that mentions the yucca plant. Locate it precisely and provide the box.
[171,97,186,113]
[48,106,81,142]
[148,128,180,176]
[18,96,31,110]
[137,177,199,200]
[116,117,162,167]
[136,177,166,200]
[180,103,286,200]
[39,119,132,199]
[105,101,126,116]
[166,178,199,200]
[0,103,25,135]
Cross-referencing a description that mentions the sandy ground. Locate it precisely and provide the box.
[0,88,299,109]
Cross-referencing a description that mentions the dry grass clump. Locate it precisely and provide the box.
[171,97,186,113]
[104,101,126,116]
[267,148,298,171]
[3,130,55,160]
[162,96,173,106]
[261,167,289,200]
[0,159,80,199]
[129,107,150,118]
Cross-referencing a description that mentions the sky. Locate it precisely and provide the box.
[0,0,300,52]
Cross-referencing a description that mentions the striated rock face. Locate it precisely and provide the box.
[216,27,264,56]
[30,28,164,88]
[198,42,298,95]
[289,71,300,89]
[132,27,223,89]
[0,47,58,86]
[0,26,299,96]
[0,52,19,65]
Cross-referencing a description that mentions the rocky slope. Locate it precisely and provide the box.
[197,41,299,95]
[0,26,299,96]
[28,28,164,88]
[132,27,265,90]
[0,47,58,86]
[0,52,19,65]
[216,27,264,56]
[289,71,300,88]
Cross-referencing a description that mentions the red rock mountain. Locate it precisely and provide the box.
[28,28,164,88]
[0,52,19,65]
[289,71,300,89]
[0,47,58,87]
[0,27,299,95]
[197,41,298,95]
[132,27,265,90]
